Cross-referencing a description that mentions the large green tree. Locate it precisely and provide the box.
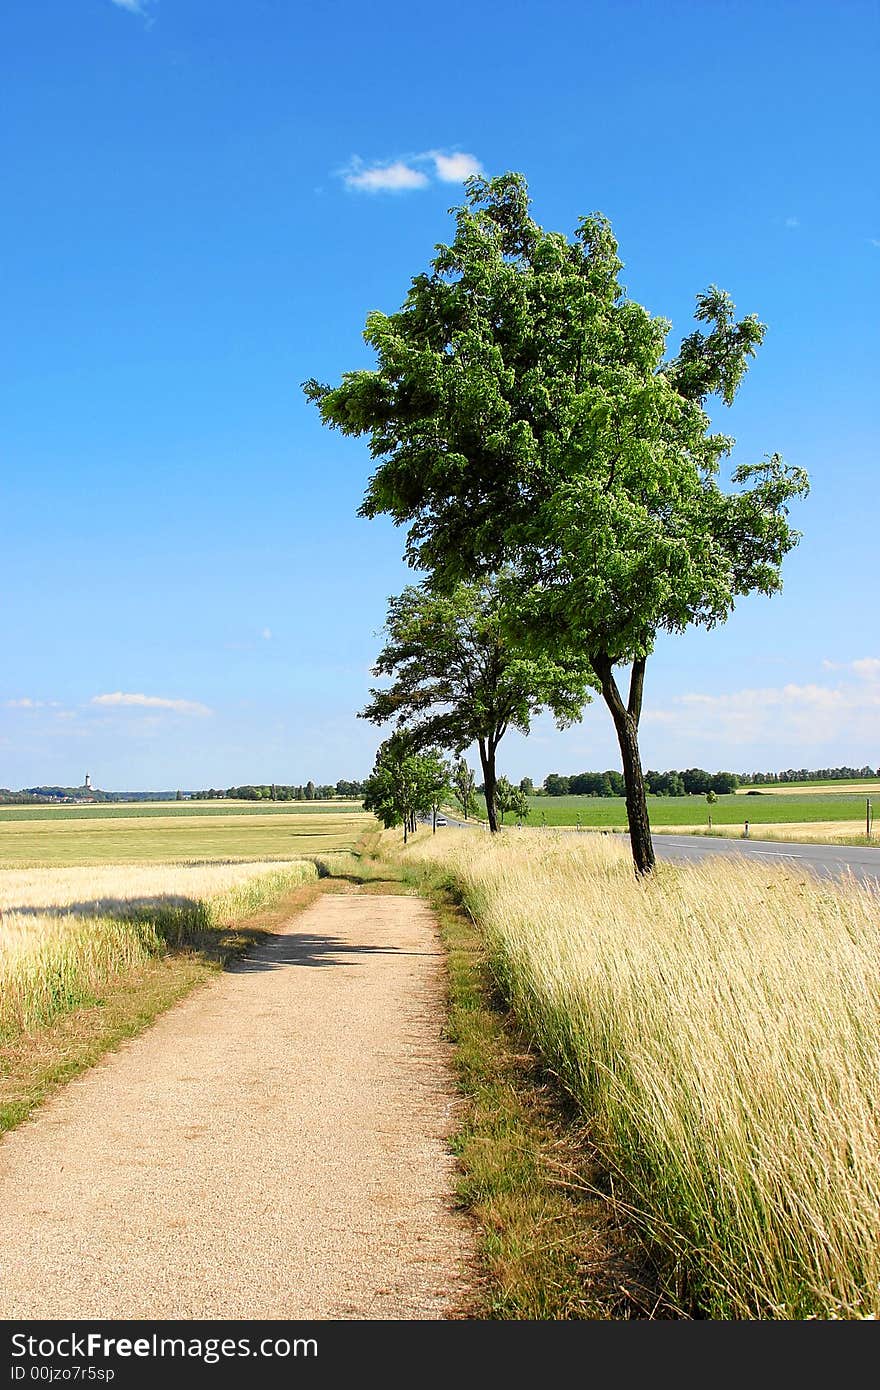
[359,578,592,832]
[306,173,809,874]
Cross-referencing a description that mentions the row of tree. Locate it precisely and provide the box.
[307,172,809,873]
[742,766,878,784]
[362,743,450,841]
[538,769,740,796]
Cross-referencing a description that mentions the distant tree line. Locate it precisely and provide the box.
[527,768,741,797]
[0,786,180,804]
[189,779,365,802]
[0,781,369,806]
[742,765,878,784]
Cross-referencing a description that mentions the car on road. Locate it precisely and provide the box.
[435,815,447,826]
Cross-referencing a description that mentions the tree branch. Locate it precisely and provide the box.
[591,650,627,725]
[628,656,646,726]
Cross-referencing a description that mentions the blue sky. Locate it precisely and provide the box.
[2,0,877,790]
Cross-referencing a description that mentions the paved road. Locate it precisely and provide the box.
[434,815,880,890]
[0,892,473,1319]
[652,832,880,889]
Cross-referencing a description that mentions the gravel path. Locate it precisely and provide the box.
[0,892,473,1319]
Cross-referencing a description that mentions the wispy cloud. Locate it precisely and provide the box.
[5,697,42,709]
[341,149,483,194]
[91,692,212,716]
[431,151,483,182]
[344,160,430,193]
[852,657,880,679]
[869,238,880,249]
[821,656,880,677]
[784,215,800,229]
[261,627,273,641]
[642,661,880,751]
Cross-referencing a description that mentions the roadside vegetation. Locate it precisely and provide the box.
[421,881,670,1317]
[667,823,877,848]
[393,827,880,1319]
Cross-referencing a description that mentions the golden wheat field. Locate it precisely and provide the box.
[0,859,317,1039]
[735,781,880,797]
[654,819,871,842]
[396,827,880,1319]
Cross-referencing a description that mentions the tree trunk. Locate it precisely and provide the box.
[594,654,655,875]
[478,738,499,833]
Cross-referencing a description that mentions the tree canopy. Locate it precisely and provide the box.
[307,172,809,872]
[359,576,592,830]
[495,776,530,825]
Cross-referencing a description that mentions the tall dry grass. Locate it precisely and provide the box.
[399,828,880,1319]
[0,860,317,1038]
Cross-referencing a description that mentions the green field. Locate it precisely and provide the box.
[0,803,374,866]
[523,792,873,829]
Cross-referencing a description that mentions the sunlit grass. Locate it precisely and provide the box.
[0,860,317,1037]
[665,820,877,848]
[397,828,880,1319]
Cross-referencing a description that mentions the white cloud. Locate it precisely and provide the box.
[110,0,145,12]
[784,216,800,229]
[641,663,880,752]
[261,627,272,641]
[432,151,483,182]
[91,692,212,716]
[341,149,483,194]
[869,238,880,249]
[852,657,880,679]
[343,160,429,193]
[5,697,41,709]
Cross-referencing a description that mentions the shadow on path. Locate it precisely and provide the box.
[231,932,441,971]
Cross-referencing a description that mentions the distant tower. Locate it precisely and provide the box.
[84,772,92,791]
